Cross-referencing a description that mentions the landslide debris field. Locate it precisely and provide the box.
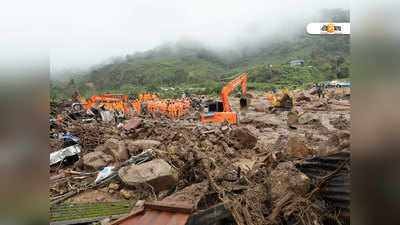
[49,88,350,225]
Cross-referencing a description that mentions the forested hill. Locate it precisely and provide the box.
[51,9,350,99]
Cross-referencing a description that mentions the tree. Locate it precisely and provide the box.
[326,73,335,80]
[337,56,345,66]
[171,69,188,84]
[68,78,75,87]
[311,48,319,59]
[337,66,350,79]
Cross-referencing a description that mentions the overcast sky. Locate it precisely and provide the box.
[0,0,349,77]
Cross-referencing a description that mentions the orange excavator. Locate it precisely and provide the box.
[201,73,248,124]
[74,94,131,115]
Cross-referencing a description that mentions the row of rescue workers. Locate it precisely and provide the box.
[80,93,192,119]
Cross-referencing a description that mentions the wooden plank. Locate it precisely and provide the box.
[144,201,194,214]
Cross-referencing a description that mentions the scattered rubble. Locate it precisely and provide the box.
[253,104,266,112]
[123,117,142,130]
[120,189,133,199]
[230,127,258,149]
[104,138,129,161]
[287,111,298,128]
[233,158,255,173]
[50,144,82,166]
[49,88,351,225]
[330,114,351,129]
[295,91,311,102]
[285,136,312,159]
[109,183,119,190]
[124,139,161,155]
[268,162,311,202]
[298,112,319,124]
[83,151,114,170]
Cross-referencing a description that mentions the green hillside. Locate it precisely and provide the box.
[51,9,350,100]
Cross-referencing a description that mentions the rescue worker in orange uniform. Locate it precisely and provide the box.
[175,101,180,119]
[147,100,153,113]
[153,101,159,115]
[131,102,136,114]
[144,92,151,102]
[163,100,168,115]
[135,100,141,115]
[139,93,143,102]
[114,103,119,111]
[159,100,166,115]
[168,101,173,118]
[105,103,112,110]
[118,102,124,113]
[172,101,177,118]
[172,102,177,118]
[184,99,190,115]
[174,101,178,118]
[177,101,183,119]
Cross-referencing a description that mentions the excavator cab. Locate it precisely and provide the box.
[208,101,224,112]
[202,101,237,123]
[280,93,293,108]
[202,110,237,124]
[269,88,294,109]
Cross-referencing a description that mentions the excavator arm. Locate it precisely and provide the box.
[221,73,247,112]
[80,95,130,114]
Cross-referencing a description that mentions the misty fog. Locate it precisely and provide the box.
[4,0,348,79]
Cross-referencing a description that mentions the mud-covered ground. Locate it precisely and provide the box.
[49,88,350,225]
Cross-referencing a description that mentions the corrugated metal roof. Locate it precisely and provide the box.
[295,149,350,214]
[110,209,190,225]
[108,200,193,225]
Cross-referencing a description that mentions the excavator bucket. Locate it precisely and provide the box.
[240,97,248,110]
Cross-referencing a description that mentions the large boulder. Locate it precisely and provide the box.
[104,138,129,161]
[287,111,298,128]
[296,92,311,102]
[268,162,310,202]
[124,139,161,155]
[253,104,266,112]
[285,136,312,159]
[319,131,351,155]
[124,117,142,130]
[105,138,119,150]
[82,152,114,170]
[309,87,318,95]
[245,114,285,128]
[298,113,319,124]
[94,145,106,152]
[231,127,258,149]
[118,159,178,192]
